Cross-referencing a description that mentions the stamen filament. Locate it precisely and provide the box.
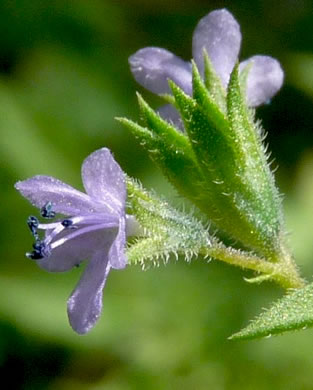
[38,222,60,230]
[50,222,118,250]
[42,214,119,246]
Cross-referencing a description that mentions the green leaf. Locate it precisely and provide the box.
[230,282,313,341]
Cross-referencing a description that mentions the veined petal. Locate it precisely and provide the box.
[239,55,284,106]
[157,104,184,130]
[108,217,127,269]
[67,250,111,334]
[129,47,192,95]
[81,148,126,215]
[38,224,118,272]
[192,9,241,86]
[15,176,98,216]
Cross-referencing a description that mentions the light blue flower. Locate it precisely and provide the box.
[15,148,137,334]
[129,8,284,124]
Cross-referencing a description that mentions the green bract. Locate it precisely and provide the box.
[120,60,283,261]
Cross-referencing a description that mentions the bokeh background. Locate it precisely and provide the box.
[1,0,313,389]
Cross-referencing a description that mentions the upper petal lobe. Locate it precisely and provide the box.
[82,148,126,215]
[240,55,284,106]
[129,47,192,95]
[192,9,241,86]
[15,176,98,216]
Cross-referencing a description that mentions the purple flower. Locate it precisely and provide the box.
[129,8,284,121]
[15,148,134,334]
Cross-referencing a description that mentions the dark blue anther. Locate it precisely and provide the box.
[34,241,51,257]
[26,241,51,260]
[27,216,39,240]
[41,202,56,219]
[62,219,75,228]
[26,250,44,260]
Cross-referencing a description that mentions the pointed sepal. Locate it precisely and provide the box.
[170,74,279,258]
[202,51,227,112]
[226,64,283,258]
[117,96,215,213]
[126,177,213,265]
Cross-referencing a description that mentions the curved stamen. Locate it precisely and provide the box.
[42,214,118,247]
[44,222,66,246]
[50,222,118,250]
[38,213,118,230]
[70,214,119,226]
[27,216,39,240]
[25,208,121,261]
[38,222,60,230]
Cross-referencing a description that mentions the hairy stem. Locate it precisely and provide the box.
[200,243,306,289]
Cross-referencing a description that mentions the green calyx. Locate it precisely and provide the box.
[125,178,304,291]
[119,59,284,262]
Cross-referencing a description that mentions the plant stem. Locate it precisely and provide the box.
[200,243,306,290]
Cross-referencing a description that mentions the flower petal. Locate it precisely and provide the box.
[38,224,118,272]
[67,250,111,334]
[81,148,126,215]
[129,47,192,95]
[239,55,284,106]
[15,176,98,216]
[192,9,241,86]
[108,217,127,269]
[157,104,184,131]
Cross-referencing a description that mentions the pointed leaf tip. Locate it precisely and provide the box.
[230,282,313,341]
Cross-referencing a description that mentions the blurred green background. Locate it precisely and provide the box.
[1,0,313,389]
